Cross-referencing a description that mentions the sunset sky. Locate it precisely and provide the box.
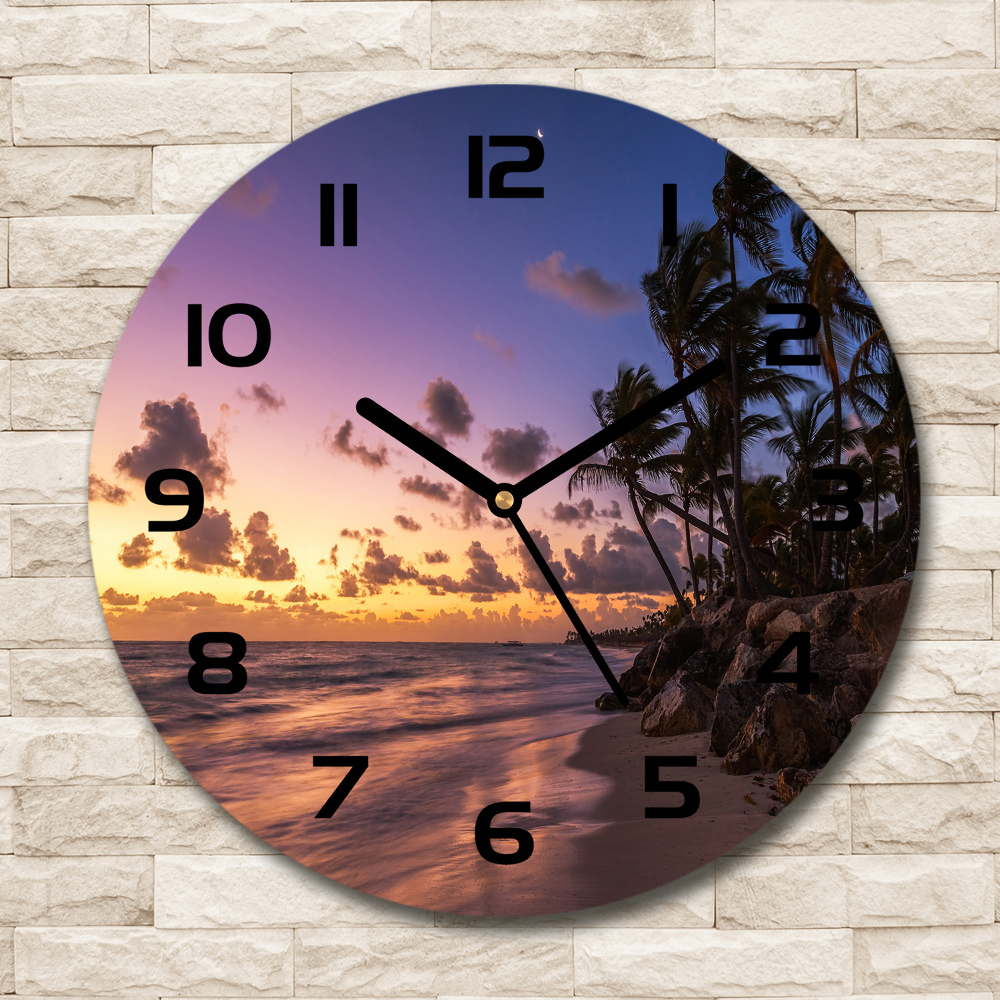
[89,85,748,642]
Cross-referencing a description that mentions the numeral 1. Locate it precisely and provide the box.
[662,183,677,246]
[320,183,358,246]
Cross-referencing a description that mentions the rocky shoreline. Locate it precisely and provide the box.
[596,578,911,803]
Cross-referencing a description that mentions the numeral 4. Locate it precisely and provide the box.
[756,632,818,694]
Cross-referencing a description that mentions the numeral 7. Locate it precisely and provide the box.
[312,755,368,818]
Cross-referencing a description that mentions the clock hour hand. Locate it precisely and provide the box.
[356,397,498,500]
[514,358,728,498]
[508,510,629,707]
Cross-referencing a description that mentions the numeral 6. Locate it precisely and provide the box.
[475,801,534,864]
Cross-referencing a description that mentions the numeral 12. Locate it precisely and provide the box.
[468,135,544,199]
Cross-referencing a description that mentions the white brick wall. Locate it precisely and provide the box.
[3,0,999,994]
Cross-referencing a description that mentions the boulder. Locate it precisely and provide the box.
[681,648,732,689]
[852,578,912,654]
[691,595,753,652]
[746,597,795,635]
[776,767,813,804]
[671,617,705,657]
[813,590,858,634]
[720,641,766,686]
[710,680,769,756]
[827,680,868,740]
[595,692,626,711]
[632,638,663,676]
[647,638,695,693]
[764,609,809,645]
[640,670,714,737]
[617,663,649,697]
[724,685,832,775]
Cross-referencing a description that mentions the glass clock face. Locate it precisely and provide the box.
[89,85,919,916]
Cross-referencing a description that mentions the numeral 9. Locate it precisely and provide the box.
[145,469,204,531]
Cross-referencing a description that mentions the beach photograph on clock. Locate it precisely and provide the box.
[87,84,919,916]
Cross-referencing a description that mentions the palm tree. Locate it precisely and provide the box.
[568,363,687,609]
[849,427,898,560]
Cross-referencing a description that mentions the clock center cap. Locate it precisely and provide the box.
[495,490,515,510]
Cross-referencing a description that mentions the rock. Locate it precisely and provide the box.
[646,638,694,693]
[617,664,649,697]
[631,638,663,676]
[827,680,868,740]
[813,590,857,634]
[720,641,766,686]
[680,648,731,689]
[710,680,769,756]
[640,669,714,737]
[690,595,753,652]
[595,692,626,711]
[764,609,809,645]
[724,685,832,775]
[671,617,705,656]
[852,577,911,654]
[847,650,888,696]
[776,767,813,804]
[746,597,794,635]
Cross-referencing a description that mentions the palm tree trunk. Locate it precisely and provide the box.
[816,315,841,590]
[862,448,914,586]
[706,489,715,596]
[630,490,686,610]
[872,469,880,558]
[683,496,700,605]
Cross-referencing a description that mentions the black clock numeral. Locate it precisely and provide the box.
[756,631,817,694]
[320,183,358,247]
[313,755,369,818]
[188,631,248,695]
[468,136,544,199]
[765,303,821,366]
[644,756,699,819]
[145,469,204,531]
[188,303,271,368]
[662,183,677,247]
[812,465,864,532]
[475,801,534,864]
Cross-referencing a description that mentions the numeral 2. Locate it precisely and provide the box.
[320,183,358,246]
[644,756,699,818]
[468,136,544,199]
[765,303,821,366]
[756,632,817,694]
[313,756,369,818]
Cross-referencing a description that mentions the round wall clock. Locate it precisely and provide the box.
[89,85,919,916]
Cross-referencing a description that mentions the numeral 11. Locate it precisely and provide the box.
[320,183,358,246]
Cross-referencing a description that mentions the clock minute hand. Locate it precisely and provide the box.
[356,398,498,500]
[508,510,629,707]
[513,357,728,499]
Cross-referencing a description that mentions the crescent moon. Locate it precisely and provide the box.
[537,129,543,138]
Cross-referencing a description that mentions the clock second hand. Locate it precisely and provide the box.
[508,510,629,707]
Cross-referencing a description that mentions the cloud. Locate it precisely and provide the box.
[525,251,642,317]
[394,514,422,532]
[338,571,360,598]
[242,511,297,581]
[423,550,450,564]
[245,590,276,604]
[100,587,139,606]
[236,383,286,413]
[400,475,455,504]
[114,395,232,496]
[474,327,516,363]
[323,420,388,469]
[118,533,160,569]
[420,377,473,438]
[397,611,419,621]
[89,475,132,505]
[552,498,595,524]
[482,424,551,477]
[418,541,520,603]
[221,175,278,217]
[318,545,339,568]
[357,539,419,595]
[283,584,327,603]
[172,507,242,573]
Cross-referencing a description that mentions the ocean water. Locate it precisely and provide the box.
[120,640,639,913]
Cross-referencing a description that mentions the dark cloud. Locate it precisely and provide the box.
[602,500,623,520]
[89,475,131,505]
[323,420,388,469]
[340,528,363,540]
[394,514,422,532]
[338,571,360,598]
[100,587,139,606]
[221,175,278,217]
[418,541,520,603]
[118,533,160,569]
[242,511,297,581]
[474,327,516,363]
[173,507,242,573]
[114,395,232,496]
[283,584,328,603]
[399,475,455,504]
[423,550,450,564]
[357,539,419,595]
[482,424,551,477]
[245,590,276,604]
[525,250,642,317]
[420,377,473,439]
[515,528,566,593]
[318,544,339,568]
[237,383,286,413]
[552,498,595,524]
[397,610,419,621]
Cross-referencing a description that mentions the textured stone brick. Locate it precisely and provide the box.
[292,68,573,137]
[717,0,994,69]
[860,69,1000,138]
[0,431,90,502]
[156,855,432,928]
[0,577,109,646]
[295,926,573,995]
[0,717,154,784]
[858,212,1000,281]
[0,5,147,75]
[11,503,91,575]
[722,138,995,212]
[431,1,714,69]
[726,783,850,856]
[0,287,138,358]
[0,82,10,146]
[854,925,1000,992]
[153,143,283,213]
[12,648,141,715]
[14,784,276,855]
[866,281,997,354]
[917,497,1000,569]
[574,928,851,995]
[817,711,994,785]
[912,424,994,496]
[576,69,856,138]
[151,3,431,73]
[802,210,854,269]
[0,363,9,430]
[11,359,108,430]
[901,570,992,640]
[0,788,12,852]
[0,147,151,217]
[896,354,1000,423]
[14,927,293,995]
[0,929,11,993]
[0,855,152,924]
[155,732,199,785]
[13,75,291,146]
[9,215,196,287]
[0,651,9,713]
[0,220,7,287]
